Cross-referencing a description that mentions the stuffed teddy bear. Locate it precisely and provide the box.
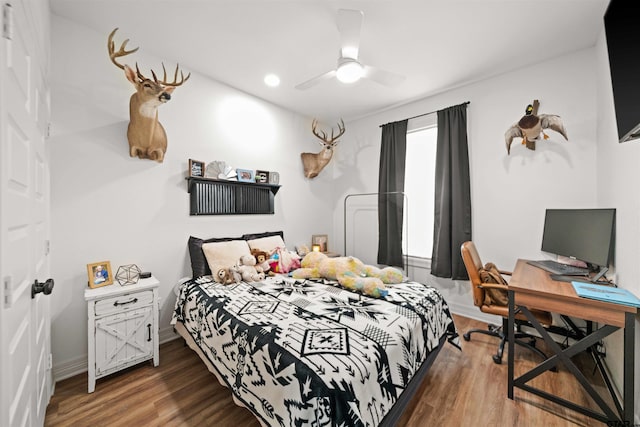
[250,249,271,275]
[290,252,404,298]
[237,255,265,282]
[211,265,237,285]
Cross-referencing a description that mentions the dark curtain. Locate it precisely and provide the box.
[430,103,472,279]
[377,120,408,267]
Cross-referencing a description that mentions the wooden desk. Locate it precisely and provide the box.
[507,259,637,424]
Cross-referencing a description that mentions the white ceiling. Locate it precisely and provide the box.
[50,0,610,123]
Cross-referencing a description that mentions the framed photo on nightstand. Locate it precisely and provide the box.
[87,261,114,288]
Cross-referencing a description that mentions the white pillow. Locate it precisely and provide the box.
[202,240,251,271]
[247,235,286,253]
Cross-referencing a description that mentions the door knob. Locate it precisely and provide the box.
[32,278,54,299]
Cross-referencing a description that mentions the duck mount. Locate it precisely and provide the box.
[505,99,568,155]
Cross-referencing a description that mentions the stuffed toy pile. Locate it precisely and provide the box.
[291,252,404,298]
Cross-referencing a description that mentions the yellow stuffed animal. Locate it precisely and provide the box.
[291,252,404,298]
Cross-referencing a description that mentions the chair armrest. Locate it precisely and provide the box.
[498,270,512,276]
[478,282,509,291]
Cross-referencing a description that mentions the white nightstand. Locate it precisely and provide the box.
[84,276,160,393]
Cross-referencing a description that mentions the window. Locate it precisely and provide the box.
[403,117,437,259]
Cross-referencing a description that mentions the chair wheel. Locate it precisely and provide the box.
[463,333,470,341]
[492,355,502,364]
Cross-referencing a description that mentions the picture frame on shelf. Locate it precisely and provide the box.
[268,171,280,185]
[311,234,328,253]
[236,169,255,182]
[87,261,114,289]
[188,159,205,177]
[255,170,269,184]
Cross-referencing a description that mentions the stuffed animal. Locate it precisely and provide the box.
[290,252,404,298]
[237,255,265,282]
[211,265,236,285]
[268,247,301,274]
[250,249,271,275]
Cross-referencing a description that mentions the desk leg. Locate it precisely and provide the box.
[623,312,635,423]
[507,289,515,400]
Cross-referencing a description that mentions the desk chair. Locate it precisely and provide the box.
[460,241,552,364]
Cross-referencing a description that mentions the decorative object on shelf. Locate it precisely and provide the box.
[311,234,328,252]
[115,264,142,286]
[301,119,345,179]
[504,99,568,155]
[268,171,280,185]
[188,159,205,177]
[236,169,255,182]
[107,28,190,163]
[255,170,269,184]
[205,160,237,180]
[87,261,114,289]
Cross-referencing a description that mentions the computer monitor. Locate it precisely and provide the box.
[541,208,616,280]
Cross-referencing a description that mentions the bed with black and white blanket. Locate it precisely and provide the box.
[172,274,458,426]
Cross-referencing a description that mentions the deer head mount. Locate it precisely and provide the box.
[107,28,190,163]
[301,119,345,179]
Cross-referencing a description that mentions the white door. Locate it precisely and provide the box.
[0,1,53,426]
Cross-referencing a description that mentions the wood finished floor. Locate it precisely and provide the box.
[45,315,609,426]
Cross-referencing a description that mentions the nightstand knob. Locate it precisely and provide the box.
[32,278,54,299]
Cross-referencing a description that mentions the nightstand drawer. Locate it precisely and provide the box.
[94,290,153,316]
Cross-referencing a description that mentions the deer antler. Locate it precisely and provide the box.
[311,119,346,145]
[107,28,139,70]
[151,63,191,87]
[108,28,190,86]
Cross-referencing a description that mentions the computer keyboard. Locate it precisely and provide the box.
[527,259,590,276]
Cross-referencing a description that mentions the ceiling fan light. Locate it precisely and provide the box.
[336,61,364,84]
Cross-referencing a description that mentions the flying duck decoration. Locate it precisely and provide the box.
[505,100,568,155]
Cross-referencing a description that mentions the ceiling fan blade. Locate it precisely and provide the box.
[295,69,336,90]
[363,65,405,87]
[337,9,363,60]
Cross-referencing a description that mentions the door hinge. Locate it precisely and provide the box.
[44,239,50,255]
[2,3,13,41]
[47,353,52,370]
[3,276,11,308]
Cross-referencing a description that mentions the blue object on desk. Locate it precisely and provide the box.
[572,281,640,308]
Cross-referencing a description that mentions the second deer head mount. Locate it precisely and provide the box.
[301,119,346,179]
[107,28,190,163]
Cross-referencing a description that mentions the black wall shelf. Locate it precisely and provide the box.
[186,177,281,215]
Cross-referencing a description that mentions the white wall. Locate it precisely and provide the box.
[48,15,334,378]
[333,48,599,319]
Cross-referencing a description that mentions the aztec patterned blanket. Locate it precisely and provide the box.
[172,275,458,427]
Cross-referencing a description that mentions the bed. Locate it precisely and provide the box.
[172,232,458,426]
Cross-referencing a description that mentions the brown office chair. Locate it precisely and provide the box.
[460,241,552,364]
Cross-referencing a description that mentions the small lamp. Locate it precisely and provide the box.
[312,244,321,252]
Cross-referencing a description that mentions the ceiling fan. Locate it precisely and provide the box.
[295,9,405,90]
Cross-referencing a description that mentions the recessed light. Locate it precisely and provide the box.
[264,74,280,87]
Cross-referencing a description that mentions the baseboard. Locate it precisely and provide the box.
[446,300,501,325]
[53,355,87,382]
[159,325,180,344]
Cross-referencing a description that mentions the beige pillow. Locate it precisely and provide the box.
[202,240,251,271]
[247,235,286,253]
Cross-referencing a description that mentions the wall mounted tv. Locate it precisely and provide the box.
[604,0,640,142]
